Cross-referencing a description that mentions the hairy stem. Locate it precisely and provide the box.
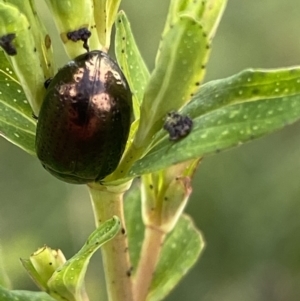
[88,182,134,301]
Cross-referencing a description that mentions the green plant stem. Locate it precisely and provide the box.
[133,225,166,301]
[88,182,134,301]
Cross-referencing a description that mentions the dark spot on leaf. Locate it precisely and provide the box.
[149,184,153,189]
[45,34,51,49]
[121,228,126,235]
[252,88,259,95]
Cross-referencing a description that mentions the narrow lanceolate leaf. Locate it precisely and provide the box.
[94,0,121,50]
[21,257,48,291]
[158,0,226,62]
[115,11,150,119]
[147,214,205,301]
[163,0,227,42]
[47,216,121,301]
[105,0,121,50]
[124,180,145,271]
[193,0,228,40]
[0,2,47,115]
[0,286,55,301]
[21,246,67,292]
[93,0,106,47]
[5,0,55,78]
[129,67,300,177]
[44,0,100,58]
[134,15,210,148]
[0,51,36,155]
[161,0,192,38]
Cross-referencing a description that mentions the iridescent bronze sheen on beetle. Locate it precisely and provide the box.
[35,50,132,184]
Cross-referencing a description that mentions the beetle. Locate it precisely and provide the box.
[35,50,132,184]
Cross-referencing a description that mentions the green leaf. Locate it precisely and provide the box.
[194,0,227,40]
[124,182,204,301]
[147,214,205,301]
[47,216,121,301]
[134,15,210,148]
[21,257,48,291]
[44,0,100,58]
[92,0,106,48]
[4,0,55,78]
[21,246,67,292]
[0,51,36,155]
[115,11,150,119]
[160,0,227,42]
[124,180,145,270]
[0,286,55,301]
[94,0,121,50]
[0,2,47,115]
[160,0,193,39]
[105,0,121,50]
[129,67,300,177]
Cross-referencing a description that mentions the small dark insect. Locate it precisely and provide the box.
[36,50,132,184]
[163,111,193,141]
[0,33,17,56]
[67,28,91,52]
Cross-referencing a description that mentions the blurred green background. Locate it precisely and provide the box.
[1,0,300,300]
